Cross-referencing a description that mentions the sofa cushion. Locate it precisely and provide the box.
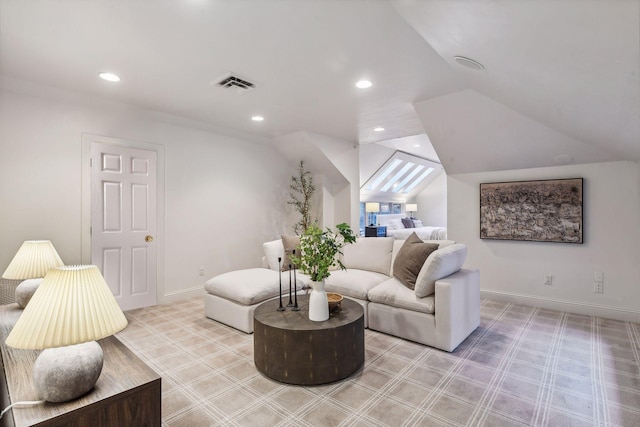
[412,219,423,227]
[414,244,468,298]
[263,239,284,271]
[341,237,394,275]
[324,269,389,299]
[280,235,300,271]
[391,239,456,275]
[368,278,435,314]
[205,268,282,305]
[392,233,439,290]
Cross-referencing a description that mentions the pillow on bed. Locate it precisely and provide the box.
[412,219,423,228]
[387,218,404,230]
[393,233,439,290]
[281,235,300,271]
[401,217,415,228]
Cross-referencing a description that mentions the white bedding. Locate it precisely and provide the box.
[376,214,447,240]
[386,226,447,240]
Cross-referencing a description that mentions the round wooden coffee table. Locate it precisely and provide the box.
[253,294,364,385]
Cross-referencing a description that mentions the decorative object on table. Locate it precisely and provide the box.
[287,266,294,307]
[480,178,583,243]
[327,292,343,312]
[5,265,128,402]
[287,160,316,234]
[292,250,300,311]
[2,240,64,308]
[365,202,380,226]
[277,257,285,311]
[291,223,356,321]
[406,203,417,218]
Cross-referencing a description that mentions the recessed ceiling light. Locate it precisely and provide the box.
[99,72,120,82]
[356,80,372,89]
[413,144,420,148]
[453,56,485,71]
[251,115,264,122]
[374,127,384,132]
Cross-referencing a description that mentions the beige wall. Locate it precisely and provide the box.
[0,85,295,303]
[448,161,640,322]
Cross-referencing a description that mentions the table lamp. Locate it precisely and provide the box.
[406,203,418,218]
[5,265,128,402]
[2,240,64,308]
[365,202,380,226]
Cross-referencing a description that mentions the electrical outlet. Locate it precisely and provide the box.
[594,281,603,293]
[199,266,205,276]
[544,275,552,286]
[594,272,604,281]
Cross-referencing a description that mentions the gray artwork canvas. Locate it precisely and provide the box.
[480,178,583,243]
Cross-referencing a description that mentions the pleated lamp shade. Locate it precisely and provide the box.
[2,240,64,280]
[6,265,128,349]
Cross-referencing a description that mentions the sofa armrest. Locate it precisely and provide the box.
[434,268,480,351]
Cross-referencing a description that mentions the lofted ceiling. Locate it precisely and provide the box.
[1,0,637,175]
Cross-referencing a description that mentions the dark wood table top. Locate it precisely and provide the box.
[253,294,363,331]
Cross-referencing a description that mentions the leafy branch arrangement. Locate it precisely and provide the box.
[287,160,315,234]
[291,223,356,282]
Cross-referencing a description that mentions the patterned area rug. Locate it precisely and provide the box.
[116,298,640,426]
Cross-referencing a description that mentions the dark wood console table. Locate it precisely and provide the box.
[253,295,364,385]
[0,303,161,427]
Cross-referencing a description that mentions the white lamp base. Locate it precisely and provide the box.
[15,278,43,308]
[33,341,104,402]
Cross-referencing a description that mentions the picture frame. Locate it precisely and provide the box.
[480,178,583,243]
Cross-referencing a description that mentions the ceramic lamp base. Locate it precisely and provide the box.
[33,341,104,402]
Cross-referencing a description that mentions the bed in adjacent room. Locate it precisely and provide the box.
[377,214,447,240]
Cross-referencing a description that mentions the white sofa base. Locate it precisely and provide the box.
[368,268,480,352]
[204,293,265,334]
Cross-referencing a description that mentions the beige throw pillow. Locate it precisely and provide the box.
[392,233,439,290]
[280,235,300,271]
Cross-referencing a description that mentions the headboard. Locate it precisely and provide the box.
[376,213,406,227]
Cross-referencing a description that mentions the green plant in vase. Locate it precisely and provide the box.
[292,222,356,321]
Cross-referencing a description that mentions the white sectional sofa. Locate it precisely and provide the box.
[204,235,480,352]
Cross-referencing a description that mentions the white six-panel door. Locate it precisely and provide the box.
[91,142,157,311]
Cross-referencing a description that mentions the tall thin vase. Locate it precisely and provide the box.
[308,280,329,321]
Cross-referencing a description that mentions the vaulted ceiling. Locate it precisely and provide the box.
[1,0,637,175]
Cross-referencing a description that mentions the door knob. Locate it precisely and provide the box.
[145,235,154,243]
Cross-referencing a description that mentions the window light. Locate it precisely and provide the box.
[392,165,425,193]
[402,168,434,193]
[380,162,414,192]
[366,159,402,190]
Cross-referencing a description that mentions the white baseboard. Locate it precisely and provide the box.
[159,286,205,305]
[481,289,640,323]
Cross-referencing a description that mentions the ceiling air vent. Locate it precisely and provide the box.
[215,73,256,94]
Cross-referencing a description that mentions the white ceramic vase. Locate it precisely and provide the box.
[308,280,329,321]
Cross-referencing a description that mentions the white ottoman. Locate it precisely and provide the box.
[204,268,305,333]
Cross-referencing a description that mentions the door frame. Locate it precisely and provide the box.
[81,133,165,305]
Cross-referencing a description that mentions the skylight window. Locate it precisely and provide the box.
[402,167,434,193]
[366,159,402,190]
[380,162,414,192]
[360,151,442,202]
[392,165,425,193]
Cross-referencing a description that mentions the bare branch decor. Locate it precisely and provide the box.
[480,178,583,243]
[288,160,315,234]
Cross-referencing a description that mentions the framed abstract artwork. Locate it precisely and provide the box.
[480,178,583,243]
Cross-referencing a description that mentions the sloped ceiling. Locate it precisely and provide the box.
[391,0,640,173]
[0,0,637,175]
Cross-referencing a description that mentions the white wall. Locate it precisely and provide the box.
[448,161,640,322]
[0,86,295,303]
[415,172,447,227]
